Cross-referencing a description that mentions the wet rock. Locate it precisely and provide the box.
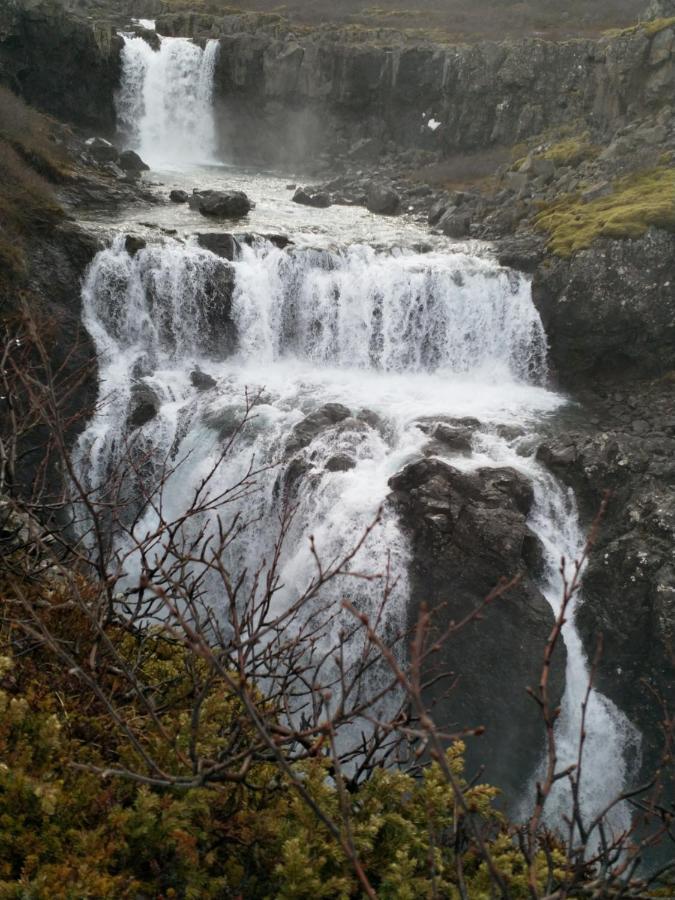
[325,454,356,472]
[124,235,146,256]
[532,230,675,387]
[438,208,471,238]
[366,183,400,216]
[286,403,351,455]
[495,234,546,272]
[119,149,150,173]
[428,197,449,226]
[196,232,241,260]
[127,382,160,429]
[432,422,474,454]
[86,137,119,164]
[169,189,190,203]
[188,189,252,218]
[292,187,331,208]
[389,459,565,803]
[190,370,217,390]
[535,405,675,800]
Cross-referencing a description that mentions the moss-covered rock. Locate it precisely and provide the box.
[535,165,675,256]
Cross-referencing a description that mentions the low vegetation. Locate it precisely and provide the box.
[0,86,68,280]
[0,554,564,900]
[535,165,675,256]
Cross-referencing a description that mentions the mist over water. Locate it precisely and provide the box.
[74,34,642,837]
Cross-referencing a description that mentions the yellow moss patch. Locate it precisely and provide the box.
[604,15,675,38]
[535,136,600,167]
[535,166,675,256]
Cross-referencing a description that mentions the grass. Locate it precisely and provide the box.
[0,87,67,281]
[535,166,675,256]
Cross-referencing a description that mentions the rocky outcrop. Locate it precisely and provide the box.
[0,0,122,131]
[536,382,675,795]
[200,16,675,168]
[532,230,675,387]
[389,459,566,803]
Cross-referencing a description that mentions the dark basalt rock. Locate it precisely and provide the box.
[188,189,253,218]
[292,187,331,208]
[118,149,149,173]
[389,458,566,805]
[169,189,190,203]
[438,207,471,238]
[86,137,119,164]
[366,183,400,215]
[196,232,241,260]
[124,235,146,256]
[325,453,356,472]
[190,370,217,391]
[286,403,351,455]
[532,230,675,387]
[535,395,675,800]
[127,382,160,429]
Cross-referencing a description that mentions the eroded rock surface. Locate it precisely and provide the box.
[389,459,566,802]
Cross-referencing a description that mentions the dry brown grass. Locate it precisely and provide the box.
[410,146,514,190]
[0,87,66,280]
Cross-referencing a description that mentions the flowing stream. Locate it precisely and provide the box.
[74,29,642,837]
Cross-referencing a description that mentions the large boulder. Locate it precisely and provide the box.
[285,403,351,455]
[188,189,253,219]
[366,182,401,215]
[196,232,241,260]
[532,230,675,388]
[118,149,150,173]
[389,459,566,804]
[292,187,331,208]
[127,381,160,429]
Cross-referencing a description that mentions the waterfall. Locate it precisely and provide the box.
[525,476,642,840]
[116,34,219,167]
[74,235,639,825]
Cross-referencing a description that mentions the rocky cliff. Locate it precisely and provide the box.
[0,0,121,130]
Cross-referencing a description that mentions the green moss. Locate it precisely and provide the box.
[535,166,675,256]
[535,136,600,167]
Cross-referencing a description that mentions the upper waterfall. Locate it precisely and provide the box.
[116,34,220,168]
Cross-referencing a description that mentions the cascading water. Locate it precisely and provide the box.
[75,229,640,829]
[116,33,219,167]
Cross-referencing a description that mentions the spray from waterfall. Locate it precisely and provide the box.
[116,34,220,168]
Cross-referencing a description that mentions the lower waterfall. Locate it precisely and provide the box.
[74,235,640,833]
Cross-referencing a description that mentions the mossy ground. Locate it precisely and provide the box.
[535,166,675,256]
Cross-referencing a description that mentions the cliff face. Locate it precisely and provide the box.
[2,2,673,166]
[157,15,675,167]
[0,0,122,131]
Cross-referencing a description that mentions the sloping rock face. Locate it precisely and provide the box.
[1,221,101,500]
[0,0,121,130]
[532,230,675,388]
[389,459,566,805]
[163,16,675,167]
